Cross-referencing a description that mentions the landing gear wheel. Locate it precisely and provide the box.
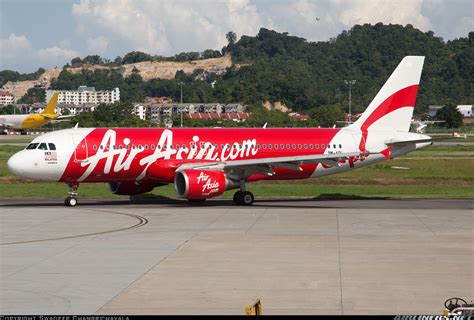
[240,191,254,206]
[65,197,78,207]
[233,191,243,205]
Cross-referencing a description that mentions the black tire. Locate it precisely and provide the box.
[65,197,77,207]
[240,191,254,206]
[233,191,243,205]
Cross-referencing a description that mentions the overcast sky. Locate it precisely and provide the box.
[1,0,473,73]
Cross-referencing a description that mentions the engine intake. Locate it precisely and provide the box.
[175,170,233,200]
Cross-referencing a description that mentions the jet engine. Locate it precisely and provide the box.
[174,169,236,200]
[108,181,163,195]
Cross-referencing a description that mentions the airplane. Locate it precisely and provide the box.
[7,56,432,207]
[0,92,74,133]
[411,119,445,133]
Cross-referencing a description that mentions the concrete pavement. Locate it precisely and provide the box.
[0,199,472,315]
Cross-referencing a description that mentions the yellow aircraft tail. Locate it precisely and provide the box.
[41,92,59,114]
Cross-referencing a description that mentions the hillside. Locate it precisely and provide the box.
[2,24,472,115]
[1,54,234,99]
[66,53,233,81]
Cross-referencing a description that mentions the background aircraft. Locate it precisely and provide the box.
[411,119,445,133]
[7,56,431,207]
[0,92,74,133]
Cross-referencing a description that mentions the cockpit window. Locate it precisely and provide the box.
[26,143,39,150]
[48,143,56,150]
[38,143,48,150]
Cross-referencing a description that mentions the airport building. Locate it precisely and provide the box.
[457,105,472,118]
[45,86,120,105]
[133,103,246,122]
[0,90,14,105]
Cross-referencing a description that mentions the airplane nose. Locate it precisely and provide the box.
[7,153,24,176]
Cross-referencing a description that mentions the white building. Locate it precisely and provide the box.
[457,105,472,117]
[133,104,147,120]
[0,91,14,105]
[46,86,120,105]
[19,103,96,115]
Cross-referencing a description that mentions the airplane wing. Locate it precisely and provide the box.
[0,123,16,128]
[176,151,368,177]
[57,115,76,119]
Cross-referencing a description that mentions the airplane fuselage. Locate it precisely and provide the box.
[7,127,430,184]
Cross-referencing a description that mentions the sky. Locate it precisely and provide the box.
[1,0,473,73]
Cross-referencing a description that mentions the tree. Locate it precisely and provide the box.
[226,31,237,47]
[70,57,82,66]
[17,88,45,104]
[434,105,463,128]
[0,105,21,115]
[308,105,344,127]
[122,51,153,64]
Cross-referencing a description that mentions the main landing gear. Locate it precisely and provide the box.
[233,179,254,206]
[65,182,79,207]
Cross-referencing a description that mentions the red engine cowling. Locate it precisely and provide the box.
[174,170,230,200]
[109,181,163,195]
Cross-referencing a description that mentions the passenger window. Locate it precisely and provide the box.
[322,144,325,149]
[316,144,319,149]
[268,144,272,149]
[262,144,266,149]
[339,144,342,148]
[26,143,39,150]
[38,143,48,150]
[93,144,97,150]
[100,145,104,150]
[286,144,290,149]
[310,144,313,149]
[48,143,56,150]
[145,145,149,150]
[119,145,123,149]
[333,144,336,148]
[132,145,136,149]
[328,144,331,149]
[304,144,307,149]
[298,144,302,149]
[292,144,296,149]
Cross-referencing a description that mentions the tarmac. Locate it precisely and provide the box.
[0,198,472,315]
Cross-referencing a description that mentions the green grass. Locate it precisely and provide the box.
[0,139,33,143]
[0,182,472,199]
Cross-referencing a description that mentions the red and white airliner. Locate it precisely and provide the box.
[7,56,431,206]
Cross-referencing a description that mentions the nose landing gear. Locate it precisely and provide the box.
[65,182,79,207]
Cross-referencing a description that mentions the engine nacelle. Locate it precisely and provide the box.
[174,170,234,200]
[109,181,161,195]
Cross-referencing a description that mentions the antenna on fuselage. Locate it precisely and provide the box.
[263,123,267,129]
[74,123,79,129]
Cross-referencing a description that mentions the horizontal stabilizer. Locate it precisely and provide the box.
[385,138,432,146]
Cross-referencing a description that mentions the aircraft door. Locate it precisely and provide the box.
[72,134,89,162]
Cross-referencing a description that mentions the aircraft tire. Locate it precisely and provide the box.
[240,191,254,206]
[233,191,243,205]
[65,197,78,207]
